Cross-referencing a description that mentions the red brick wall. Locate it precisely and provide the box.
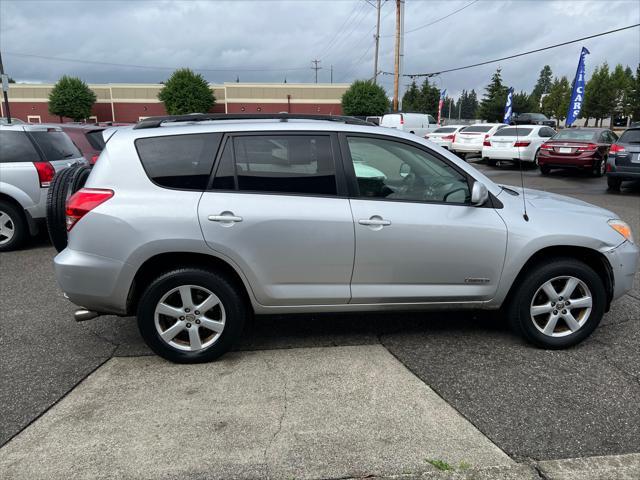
[226,102,342,115]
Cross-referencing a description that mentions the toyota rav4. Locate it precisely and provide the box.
[54,114,639,363]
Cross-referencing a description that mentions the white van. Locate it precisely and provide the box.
[380,113,438,136]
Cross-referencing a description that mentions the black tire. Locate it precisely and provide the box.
[607,176,622,192]
[69,165,92,194]
[46,166,78,252]
[540,164,551,175]
[507,258,606,349]
[591,158,605,177]
[0,200,28,252]
[137,268,247,363]
[486,158,497,167]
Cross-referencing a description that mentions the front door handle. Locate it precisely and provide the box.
[358,216,391,227]
[208,212,243,223]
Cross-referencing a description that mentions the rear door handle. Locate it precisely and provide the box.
[358,217,391,227]
[208,213,243,223]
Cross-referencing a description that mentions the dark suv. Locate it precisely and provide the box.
[511,113,556,128]
[606,126,640,191]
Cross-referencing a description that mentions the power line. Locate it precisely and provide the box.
[381,0,479,37]
[382,24,640,78]
[311,59,322,83]
[3,51,309,73]
[316,1,366,59]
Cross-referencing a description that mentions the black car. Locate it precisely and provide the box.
[606,126,640,191]
[511,112,556,128]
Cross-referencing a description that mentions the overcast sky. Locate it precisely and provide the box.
[1,0,639,99]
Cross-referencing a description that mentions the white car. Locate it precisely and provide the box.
[380,113,438,137]
[424,125,467,150]
[482,125,557,166]
[451,123,507,157]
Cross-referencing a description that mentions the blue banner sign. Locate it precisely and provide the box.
[566,47,590,127]
[503,87,514,124]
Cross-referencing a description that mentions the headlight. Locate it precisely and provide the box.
[608,219,634,243]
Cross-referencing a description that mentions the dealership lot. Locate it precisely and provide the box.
[1,160,639,478]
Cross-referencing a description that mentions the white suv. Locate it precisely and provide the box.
[54,114,638,363]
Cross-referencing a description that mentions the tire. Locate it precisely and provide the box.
[486,158,497,167]
[0,200,28,252]
[607,176,622,192]
[46,166,78,252]
[591,158,605,177]
[540,164,551,175]
[137,268,247,363]
[507,258,606,349]
[69,165,92,194]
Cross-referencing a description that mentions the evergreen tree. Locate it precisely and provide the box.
[416,78,440,116]
[610,63,634,124]
[512,91,534,114]
[541,76,571,123]
[583,63,615,126]
[465,89,479,118]
[531,65,553,110]
[401,80,420,112]
[630,64,640,122]
[478,69,508,122]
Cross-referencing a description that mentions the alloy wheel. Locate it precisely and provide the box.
[530,276,593,337]
[154,285,226,352]
[0,210,16,246]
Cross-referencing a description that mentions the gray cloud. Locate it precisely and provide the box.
[1,0,639,99]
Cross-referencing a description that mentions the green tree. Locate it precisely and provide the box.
[341,80,389,116]
[512,91,535,114]
[478,68,508,122]
[401,80,420,112]
[416,78,440,116]
[48,76,96,122]
[158,68,215,115]
[541,76,571,123]
[610,63,634,124]
[630,64,640,121]
[530,65,553,110]
[583,63,615,126]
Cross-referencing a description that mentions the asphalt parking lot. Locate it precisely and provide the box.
[1,159,639,472]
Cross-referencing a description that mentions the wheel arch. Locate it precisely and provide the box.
[504,245,614,312]
[126,252,255,316]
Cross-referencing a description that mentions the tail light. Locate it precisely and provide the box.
[442,135,455,140]
[606,162,613,172]
[65,188,114,231]
[540,143,553,151]
[90,154,99,164]
[514,141,531,147]
[400,115,404,125]
[483,139,491,147]
[452,134,456,143]
[34,162,55,187]
[576,143,597,152]
[610,144,625,153]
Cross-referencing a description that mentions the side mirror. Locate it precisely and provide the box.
[471,181,489,206]
[399,163,411,178]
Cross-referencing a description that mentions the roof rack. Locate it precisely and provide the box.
[133,113,373,130]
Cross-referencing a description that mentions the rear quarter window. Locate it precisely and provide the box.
[85,130,106,150]
[29,131,82,161]
[135,133,222,190]
[0,130,41,163]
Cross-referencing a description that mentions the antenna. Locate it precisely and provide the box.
[514,123,529,221]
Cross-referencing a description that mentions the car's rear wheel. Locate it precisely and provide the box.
[539,164,551,175]
[137,268,247,363]
[0,200,27,252]
[592,158,605,177]
[507,258,605,349]
[486,158,497,167]
[607,176,622,191]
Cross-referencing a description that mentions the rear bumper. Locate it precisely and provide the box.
[482,148,535,161]
[54,248,134,315]
[537,153,598,168]
[23,187,47,220]
[605,241,640,302]
[607,171,640,179]
[452,143,482,153]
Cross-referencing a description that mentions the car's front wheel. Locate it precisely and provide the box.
[0,200,27,252]
[137,268,247,363]
[507,258,606,349]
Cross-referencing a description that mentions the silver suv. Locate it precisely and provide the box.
[0,124,86,251]
[54,114,639,363]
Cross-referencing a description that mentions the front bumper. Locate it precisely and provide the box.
[54,248,134,315]
[604,241,639,302]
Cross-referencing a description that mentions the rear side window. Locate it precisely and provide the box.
[618,129,640,143]
[85,130,106,150]
[461,126,492,133]
[432,127,457,134]
[136,133,222,190]
[223,134,337,196]
[29,131,82,161]
[0,130,41,163]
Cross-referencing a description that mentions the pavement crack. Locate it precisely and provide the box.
[532,462,550,480]
[262,357,289,480]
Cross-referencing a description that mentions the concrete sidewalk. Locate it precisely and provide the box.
[0,345,513,479]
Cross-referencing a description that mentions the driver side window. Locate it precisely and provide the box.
[346,136,470,204]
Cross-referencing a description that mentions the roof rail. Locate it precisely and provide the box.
[133,113,373,130]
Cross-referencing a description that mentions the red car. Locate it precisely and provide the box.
[60,125,106,164]
[537,127,618,177]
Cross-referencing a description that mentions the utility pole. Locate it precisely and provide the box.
[0,51,12,124]
[458,100,462,120]
[311,59,322,84]
[330,65,333,84]
[373,0,381,84]
[398,0,405,110]
[392,0,401,111]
